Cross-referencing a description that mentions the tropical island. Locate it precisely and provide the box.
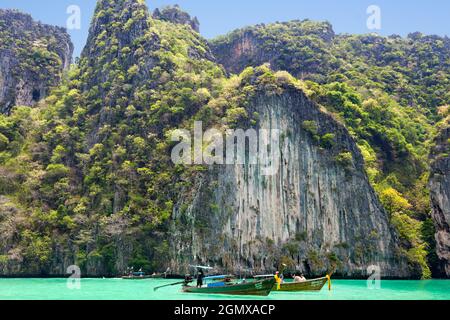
[0,0,449,284]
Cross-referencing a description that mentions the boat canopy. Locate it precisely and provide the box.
[253,274,275,278]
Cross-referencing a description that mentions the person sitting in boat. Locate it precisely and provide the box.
[197,269,205,288]
[184,274,193,286]
[132,268,144,277]
[293,273,307,283]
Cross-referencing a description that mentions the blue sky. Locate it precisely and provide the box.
[1,0,450,57]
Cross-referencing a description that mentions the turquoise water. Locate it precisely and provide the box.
[0,279,449,300]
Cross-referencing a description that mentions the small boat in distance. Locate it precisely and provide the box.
[122,271,169,280]
[122,271,153,280]
[122,267,172,280]
[182,275,275,296]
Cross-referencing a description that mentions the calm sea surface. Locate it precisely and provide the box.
[0,278,449,300]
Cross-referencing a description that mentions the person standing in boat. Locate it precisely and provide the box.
[274,271,283,290]
[197,269,205,288]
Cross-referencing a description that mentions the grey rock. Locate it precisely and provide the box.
[170,87,414,278]
[429,118,450,277]
[210,20,335,77]
[0,9,73,114]
[153,5,200,33]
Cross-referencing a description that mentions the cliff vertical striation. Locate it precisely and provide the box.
[430,116,450,277]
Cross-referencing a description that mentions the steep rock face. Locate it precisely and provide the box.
[0,9,73,113]
[81,0,158,94]
[0,1,417,279]
[0,0,222,277]
[170,86,412,278]
[210,19,449,279]
[153,5,200,33]
[210,20,450,112]
[211,30,261,75]
[430,118,450,277]
[210,20,335,77]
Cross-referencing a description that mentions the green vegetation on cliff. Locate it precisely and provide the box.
[0,3,447,278]
[0,0,225,275]
[211,20,450,278]
[0,9,72,113]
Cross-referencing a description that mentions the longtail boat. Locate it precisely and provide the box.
[274,275,330,292]
[182,276,275,296]
[254,274,332,292]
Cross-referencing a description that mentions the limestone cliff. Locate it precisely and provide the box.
[210,20,335,78]
[210,18,447,279]
[430,117,450,277]
[0,9,73,113]
[0,1,418,279]
[153,5,200,33]
[170,83,412,278]
[0,0,220,277]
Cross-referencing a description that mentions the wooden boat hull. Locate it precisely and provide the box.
[273,277,328,292]
[182,278,275,296]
